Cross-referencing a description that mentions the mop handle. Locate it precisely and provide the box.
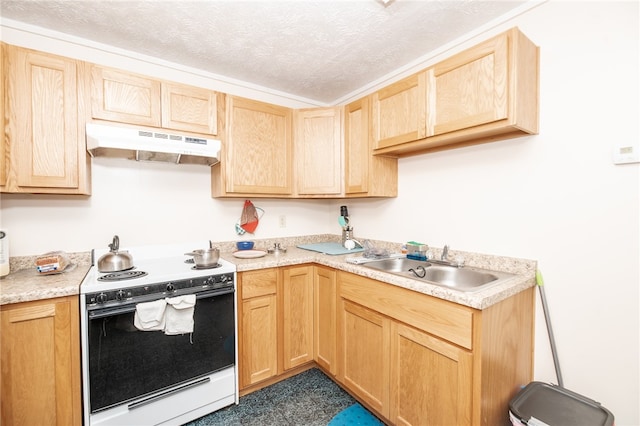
[537,269,564,388]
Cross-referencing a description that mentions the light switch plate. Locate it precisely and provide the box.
[612,143,640,164]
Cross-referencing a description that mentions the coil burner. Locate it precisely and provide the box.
[98,270,148,282]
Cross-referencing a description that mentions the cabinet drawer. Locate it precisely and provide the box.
[240,269,278,300]
[338,271,473,349]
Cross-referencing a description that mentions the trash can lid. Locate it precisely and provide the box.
[509,382,614,426]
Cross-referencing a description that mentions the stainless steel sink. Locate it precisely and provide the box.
[361,257,514,292]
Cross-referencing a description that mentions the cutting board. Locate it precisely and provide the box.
[297,242,364,255]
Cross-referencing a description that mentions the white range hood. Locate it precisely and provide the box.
[86,123,221,166]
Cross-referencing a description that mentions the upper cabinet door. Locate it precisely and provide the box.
[344,96,398,198]
[344,97,370,194]
[161,82,218,135]
[1,44,6,187]
[294,107,342,196]
[371,71,428,150]
[90,66,162,127]
[225,96,292,195]
[4,45,89,193]
[428,32,509,136]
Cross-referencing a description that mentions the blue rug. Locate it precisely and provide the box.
[328,403,383,425]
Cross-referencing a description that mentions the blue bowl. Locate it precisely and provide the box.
[236,241,255,250]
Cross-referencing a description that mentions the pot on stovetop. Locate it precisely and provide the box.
[97,235,135,272]
[185,247,220,268]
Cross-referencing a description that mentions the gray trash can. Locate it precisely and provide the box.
[509,381,614,426]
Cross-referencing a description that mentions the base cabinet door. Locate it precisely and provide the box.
[339,299,390,417]
[238,269,278,389]
[281,265,314,370]
[0,296,81,426]
[240,295,278,387]
[389,322,473,426]
[314,265,337,375]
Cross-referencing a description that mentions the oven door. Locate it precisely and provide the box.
[85,287,235,413]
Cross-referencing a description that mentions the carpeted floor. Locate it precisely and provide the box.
[185,368,380,425]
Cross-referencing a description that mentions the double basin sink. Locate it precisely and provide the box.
[360,257,515,292]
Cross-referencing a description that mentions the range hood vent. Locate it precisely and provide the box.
[86,123,221,166]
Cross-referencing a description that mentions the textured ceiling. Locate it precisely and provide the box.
[0,0,528,104]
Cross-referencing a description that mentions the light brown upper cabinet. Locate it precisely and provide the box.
[1,44,6,188]
[374,27,539,156]
[90,66,218,135]
[371,71,428,150]
[293,107,343,196]
[161,82,218,135]
[212,96,293,197]
[345,97,398,197]
[2,44,91,194]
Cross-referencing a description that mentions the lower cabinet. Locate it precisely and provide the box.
[336,270,534,426]
[314,265,337,375]
[338,299,473,424]
[339,300,390,417]
[281,265,314,370]
[238,265,315,390]
[238,265,534,426]
[0,296,82,426]
[389,321,473,425]
[238,268,279,388]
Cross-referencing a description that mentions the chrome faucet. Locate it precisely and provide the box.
[441,245,449,261]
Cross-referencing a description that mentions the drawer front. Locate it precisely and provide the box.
[338,271,473,349]
[240,269,278,300]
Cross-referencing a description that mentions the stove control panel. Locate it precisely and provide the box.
[85,272,235,308]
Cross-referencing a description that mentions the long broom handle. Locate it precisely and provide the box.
[537,270,564,388]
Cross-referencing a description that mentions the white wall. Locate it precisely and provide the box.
[345,1,639,423]
[1,1,638,423]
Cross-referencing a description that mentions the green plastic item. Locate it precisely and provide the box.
[536,269,545,286]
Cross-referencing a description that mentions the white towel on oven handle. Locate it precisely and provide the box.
[164,295,196,335]
[134,299,167,331]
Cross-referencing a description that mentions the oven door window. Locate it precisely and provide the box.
[87,291,235,413]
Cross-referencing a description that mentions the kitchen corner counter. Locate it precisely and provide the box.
[0,264,91,305]
[222,244,537,310]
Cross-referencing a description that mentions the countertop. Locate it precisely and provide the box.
[224,245,537,310]
[0,263,92,305]
[0,236,536,310]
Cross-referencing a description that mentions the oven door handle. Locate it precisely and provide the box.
[87,287,235,319]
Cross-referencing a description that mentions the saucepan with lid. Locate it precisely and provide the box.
[97,235,135,272]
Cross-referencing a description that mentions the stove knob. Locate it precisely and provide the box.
[219,274,228,283]
[206,276,216,286]
[96,293,108,304]
[166,283,175,292]
[116,290,126,301]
